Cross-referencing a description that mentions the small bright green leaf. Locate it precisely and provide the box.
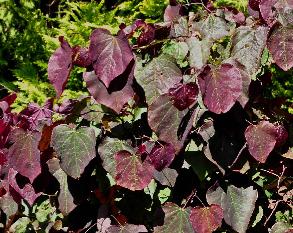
[158,188,171,204]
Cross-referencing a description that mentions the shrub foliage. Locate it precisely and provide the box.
[0,0,292,232]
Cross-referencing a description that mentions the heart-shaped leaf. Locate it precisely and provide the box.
[207,185,258,233]
[135,55,182,104]
[115,150,154,191]
[245,121,277,163]
[189,204,223,233]
[148,94,193,152]
[155,203,194,233]
[48,37,73,98]
[267,25,293,71]
[89,28,133,87]
[51,124,96,179]
[198,64,242,114]
[8,129,41,183]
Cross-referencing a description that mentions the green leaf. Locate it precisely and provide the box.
[163,41,189,67]
[135,54,182,104]
[51,124,96,178]
[207,185,258,233]
[98,137,134,178]
[158,188,171,204]
[187,37,212,70]
[271,222,293,233]
[9,217,31,233]
[154,203,194,233]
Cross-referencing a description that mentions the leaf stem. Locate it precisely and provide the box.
[229,142,247,168]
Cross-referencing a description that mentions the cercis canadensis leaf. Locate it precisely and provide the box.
[259,0,278,27]
[135,54,182,104]
[47,158,76,215]
[106,224,148,233]
[98,137,134,179]
[207,185,258,233]
[89,28,134,87]
[189,204,223,233]
[115,150,154,191]
[72,46,91,68]
[2,168,41,206]
[198,64,242,114]
[84,67,134,113]
[168,83,199,111]
[267,25,293,71]
[231,26,269,77]
[154,203,194,233]
[146,142,176,171]
[245,121,278,163]
[48,37,73,98]
[8,128,41,183]
[148,94,193,152]
[51,124,96,179]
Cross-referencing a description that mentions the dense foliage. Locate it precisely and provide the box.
[0,0,293,232]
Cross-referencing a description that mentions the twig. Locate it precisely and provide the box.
[264,200,282,226]
[229,142,247,168]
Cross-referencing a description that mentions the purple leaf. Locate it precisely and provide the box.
[47,158,76,215]
[169,83,199,111]
[259,0,278,26]
[146,142,176,171]
[164,5,182,22]
[20,100,53,130]
[189,204,223,233]
[0,93,17,114]
[267,25,293,71]
[274,124,288,147]
[72,46,92,68]
[48,37,73,98]
[84,67,134,113]
[115,150,154,191]
[3,168,41,206]
[148,94,194,152]
[89,28,134,87]
[245,121,277,163]
[249,0,261,10]
[8,128,41,183]
[198,64,242,114]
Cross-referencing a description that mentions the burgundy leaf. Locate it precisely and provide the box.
[169,83,199,111]
[259,0,278,26]
[72,46,92,68]
[274,124,288,147]
[245,121,277,163]
[115,150,154,191]
[249,0,261,10]
[189,204,223,233]
[267,25,293,71]
[0,93,17,114]
[137,23,156,46]
[146,142,176,171]
[84,68,134,113]
[20,101,53,130]
[47,158,76,215]
[148,94,194,152]
[48,37,73,98]
[164,5,182,22]
[89,28,134,87]
[198,64,242,114]
[8,128,41,183]
[3,168,41,206]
